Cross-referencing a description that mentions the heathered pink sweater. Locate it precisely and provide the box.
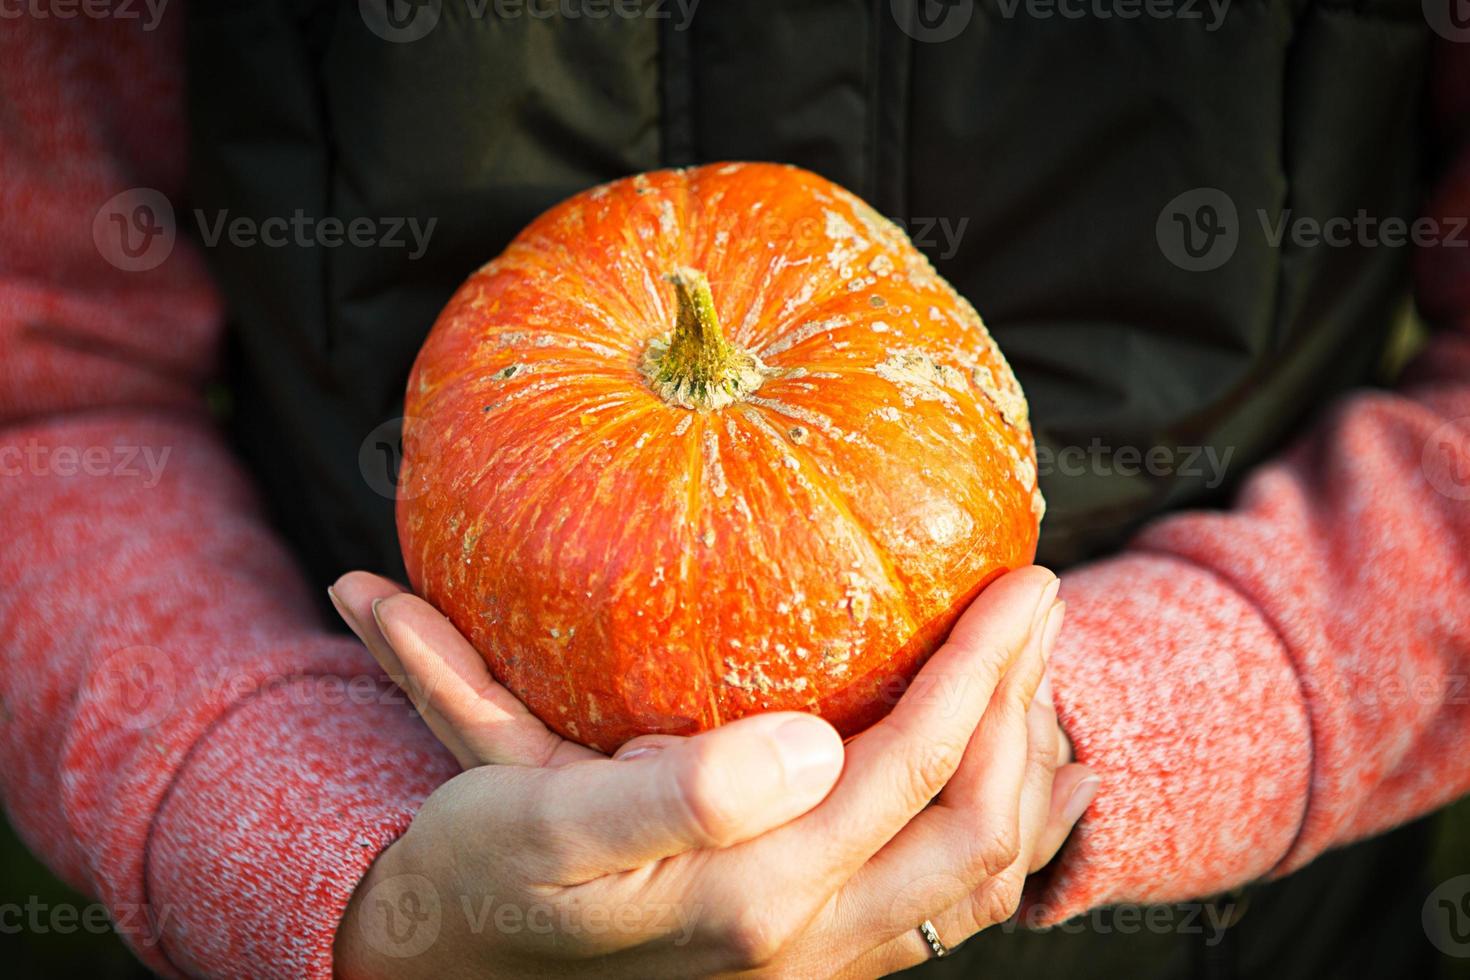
[2,14,1468,980]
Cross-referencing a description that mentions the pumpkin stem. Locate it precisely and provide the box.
[640,267,769,410]
[671,267,723,352]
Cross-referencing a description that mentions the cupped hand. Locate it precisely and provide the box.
[331,567,1096,979]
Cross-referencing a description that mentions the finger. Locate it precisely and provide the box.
[1022,674,1063,872]
[372,592,600,768]
[933,614,1066,937]
[889,762,1096,974]
[500,710,845,883]
[330,571,409,674]
[330,572,477,767]
[824,592,1057,967]
[768,567,1059,892]
[1057,724,1075,767]
[1031,763,1100,871]
[1009,602,1065,878]
[1033,602,1075,768]
[904,629,1070,960]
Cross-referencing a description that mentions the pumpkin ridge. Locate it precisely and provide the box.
[439,305,636,363]
[498,243,665,352]
[746,274,959,368]
[442,396,676,663]
[457,386,651,506]
[738,404,921,643]
[680,410,725,732]
[735,220,919,351]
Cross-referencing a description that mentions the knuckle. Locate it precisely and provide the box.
[672,746,744,848]
[715,906,792,971]
[1025,720,1060,772]
[976,643,1012,685]
[994,685,1034,733]
[903,732,968,805]
[972,867,1025,927]
[971,822,1022,880]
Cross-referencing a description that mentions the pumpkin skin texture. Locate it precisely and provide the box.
[398,162,1043,753]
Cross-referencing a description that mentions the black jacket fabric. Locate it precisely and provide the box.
[186,2,1437,976]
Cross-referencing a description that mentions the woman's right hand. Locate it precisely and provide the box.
[331,566,1096,979]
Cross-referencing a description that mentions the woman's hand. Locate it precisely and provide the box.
[331,567,1096,978]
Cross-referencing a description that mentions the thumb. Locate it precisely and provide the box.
[521,711,845,882]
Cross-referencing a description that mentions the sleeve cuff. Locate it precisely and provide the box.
[1023,553,1313,925]
[144,669,458,979]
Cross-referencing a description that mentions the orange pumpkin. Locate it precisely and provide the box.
[398,162,1042,753]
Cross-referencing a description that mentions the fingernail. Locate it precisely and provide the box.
[616,745,663,762]
[327,586,352,624]
[371,597,387,632]
[1063,775,1101,825]
[1036,668,1053,707]
[1033,577,1061,630]
[1040,600,1066,663]
[772,717,844,790]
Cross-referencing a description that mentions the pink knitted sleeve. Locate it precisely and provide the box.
[1030,43,1470,922]
[0,16,457,980]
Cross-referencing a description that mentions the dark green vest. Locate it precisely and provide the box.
[186,2,1437,976]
